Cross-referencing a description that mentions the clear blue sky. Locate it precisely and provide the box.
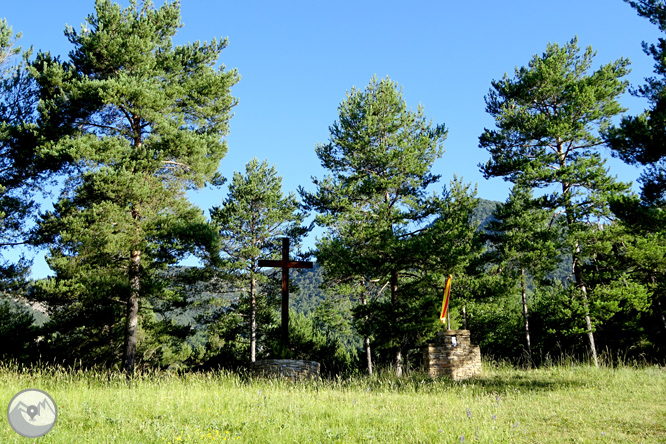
[3,0,661,278]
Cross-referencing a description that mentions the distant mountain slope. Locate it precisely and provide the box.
[291,263,325,314]
[474,198,501,229]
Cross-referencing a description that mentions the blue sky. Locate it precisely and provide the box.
[3,0,662,277]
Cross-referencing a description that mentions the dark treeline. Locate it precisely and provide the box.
[1,0,665,377]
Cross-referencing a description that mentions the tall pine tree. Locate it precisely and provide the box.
[479,38,630,366]
[30,0,238,374]
[210,158,307,362]
[302,76,479,376]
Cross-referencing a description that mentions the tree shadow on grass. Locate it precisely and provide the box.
[388,369,590,395]
[462,372,586,395]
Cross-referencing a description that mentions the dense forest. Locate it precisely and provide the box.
[1,0,665,377]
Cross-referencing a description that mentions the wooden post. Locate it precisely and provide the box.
[258,238,313,348]
[280,238,289,345]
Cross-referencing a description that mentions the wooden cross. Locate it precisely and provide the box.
[257,237,313,346]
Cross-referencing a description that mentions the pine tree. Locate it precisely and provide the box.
[210,158,307,362]
[479,38,631,366]
[30,0,238,375]
[301,76,480,376]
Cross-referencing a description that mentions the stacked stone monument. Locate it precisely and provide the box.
[423,329,481,380]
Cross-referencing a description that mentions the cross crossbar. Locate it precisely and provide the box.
[257,260,313,269]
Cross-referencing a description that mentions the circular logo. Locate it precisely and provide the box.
[7,389,57,438]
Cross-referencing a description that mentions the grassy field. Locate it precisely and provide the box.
[0,361,664,443]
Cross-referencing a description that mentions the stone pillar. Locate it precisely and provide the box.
[423,330,481,380]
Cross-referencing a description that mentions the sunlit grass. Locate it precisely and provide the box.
[1,360,664,443]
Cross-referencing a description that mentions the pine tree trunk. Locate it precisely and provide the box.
[582,286,598,367]
[365,336,373,376]
[562,166,598,368]
[124,249,140,378]
[124,122,143,379]
[361,291,372,375]
[651,276,666,334]
[573,243,598,368]
[390,269,402,377]
[521,268,532,362]
[395,350,403,377]
[656,296,666,334]
[250,275,256,363]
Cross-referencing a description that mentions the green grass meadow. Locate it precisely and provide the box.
[1,362,664,443]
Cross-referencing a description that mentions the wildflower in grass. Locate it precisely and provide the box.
[460,435,465,442]
[491,414,497,420]
[466,408,472,418]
